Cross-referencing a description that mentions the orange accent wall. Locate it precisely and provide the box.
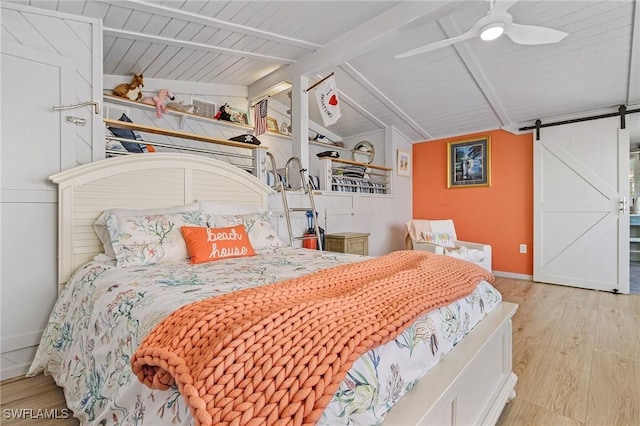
[413,129,533,275]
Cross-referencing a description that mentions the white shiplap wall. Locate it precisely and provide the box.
[1,3,102,380]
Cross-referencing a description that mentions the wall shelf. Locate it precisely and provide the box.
[103,94,254,132]
[323,157,391,171]
[309,140,347,151]
[104,96,347,149]
[260,135,349,150]
[104,118,267,150]
[318,157,391,194]
[104,117,269,180]
[263,130,291,141]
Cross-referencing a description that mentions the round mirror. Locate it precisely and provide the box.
[352,141,375,164]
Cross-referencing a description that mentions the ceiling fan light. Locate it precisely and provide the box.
[480,23,505,41]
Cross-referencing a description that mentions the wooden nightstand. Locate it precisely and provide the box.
[324,232,370,255]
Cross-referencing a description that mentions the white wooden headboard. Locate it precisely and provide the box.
[50,153,273,290]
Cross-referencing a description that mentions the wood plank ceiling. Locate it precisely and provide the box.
[7,0,640,142]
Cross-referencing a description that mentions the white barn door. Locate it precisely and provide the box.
[534,117,630,293]
[0,3,102,379]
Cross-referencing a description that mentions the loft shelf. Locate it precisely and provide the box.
[103,117,269,180]
[263,130,291,141]
[104,118,267,150]
[309,140,347,151]
[103,94,254,132]
[104,96,350,149]
[320,157,392,171]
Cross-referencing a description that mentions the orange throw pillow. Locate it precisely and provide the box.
[181,225,256,264]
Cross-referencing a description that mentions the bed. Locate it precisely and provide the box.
[28,153,517,425]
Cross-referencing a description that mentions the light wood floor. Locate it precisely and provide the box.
[0,374,77,425]
[494,277,640,426]
[1,277,639,425]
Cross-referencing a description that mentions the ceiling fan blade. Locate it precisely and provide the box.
[506,23,568,45]
[394,30,475,59]
[489,0,519,15]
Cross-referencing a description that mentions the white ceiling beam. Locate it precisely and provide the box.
[290,1,457,76]
[339,63,432,140]
[250,2,455,100]
[628,0,640,105]
[109,0,321,51]
[438,15,512,126]
[103,27,295,64]
[337,90,387,129]
[247,67,292,100]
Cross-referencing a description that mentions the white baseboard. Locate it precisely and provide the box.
[1,345,38,381]
[493,270,533,281]
[1,331,42,353]
[1,360,29,381]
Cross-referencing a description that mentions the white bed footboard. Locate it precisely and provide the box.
[383,301,518,425]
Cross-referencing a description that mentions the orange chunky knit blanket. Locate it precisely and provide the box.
[131,250,493,426]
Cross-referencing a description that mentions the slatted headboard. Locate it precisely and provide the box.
[50,153,273,292]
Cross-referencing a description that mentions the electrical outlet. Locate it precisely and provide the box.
[519,244,527,254]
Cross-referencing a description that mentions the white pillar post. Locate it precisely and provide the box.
[291,74,310,171]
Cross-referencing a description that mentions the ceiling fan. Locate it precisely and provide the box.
[394,0,568,59]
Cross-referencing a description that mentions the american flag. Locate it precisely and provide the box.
[253,98,268,136]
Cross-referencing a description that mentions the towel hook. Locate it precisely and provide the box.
[52,100,100,115]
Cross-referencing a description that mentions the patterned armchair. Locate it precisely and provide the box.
[404,219,492,272]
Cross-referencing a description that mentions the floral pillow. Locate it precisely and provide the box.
[106,211,207,267]
[422,231,456,248]
[212,211,284,250]
[93,203,201,260]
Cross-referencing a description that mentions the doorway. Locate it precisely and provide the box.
[534,116,630,293]
[628,115,640,294]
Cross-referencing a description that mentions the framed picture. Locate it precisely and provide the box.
[397,150,411,176]
[227,106,249,125]
[266,117,279,133]
[447,136,491,188]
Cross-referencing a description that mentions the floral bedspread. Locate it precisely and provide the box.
[28,247,501,425]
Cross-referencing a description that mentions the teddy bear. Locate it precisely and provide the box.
[112,73,144,101]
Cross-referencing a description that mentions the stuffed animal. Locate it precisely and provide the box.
[141,89,176,118]
[112,73,144,101]
[166,101,195,114]
[214,103,232,121]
